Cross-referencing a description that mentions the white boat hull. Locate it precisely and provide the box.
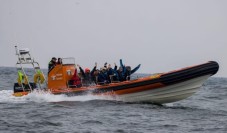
[117,75,211,104]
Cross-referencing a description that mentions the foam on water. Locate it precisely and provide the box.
[0,89,113,103]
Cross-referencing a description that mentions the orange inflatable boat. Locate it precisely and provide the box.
[13,46,219,104]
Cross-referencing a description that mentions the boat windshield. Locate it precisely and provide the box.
[62,57,75,65]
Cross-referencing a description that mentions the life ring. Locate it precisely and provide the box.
[34,73,45,84]
[17,71,29,85]
[17,76,29,85]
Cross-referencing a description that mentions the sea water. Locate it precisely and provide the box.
[0,67,227,133]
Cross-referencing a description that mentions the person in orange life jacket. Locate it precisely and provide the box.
[71,68,82,87]
[48,57,57,72]
[77,63,97,86]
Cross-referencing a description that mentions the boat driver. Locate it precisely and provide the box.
[48,57,57,72]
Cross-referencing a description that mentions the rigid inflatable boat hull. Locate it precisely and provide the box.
[13,61,219,104]
[117,75,210,104]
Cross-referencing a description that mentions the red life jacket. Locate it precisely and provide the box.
[71,69,81,86]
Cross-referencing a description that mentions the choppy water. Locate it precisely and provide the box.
[0,67,227,133]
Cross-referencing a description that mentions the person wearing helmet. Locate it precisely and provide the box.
[77,63,97,86]
[48,57,57,72]
[85,68,90,73]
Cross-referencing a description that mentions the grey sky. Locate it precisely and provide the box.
[0,0,226,77]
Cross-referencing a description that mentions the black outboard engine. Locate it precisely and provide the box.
[14,83,37,93]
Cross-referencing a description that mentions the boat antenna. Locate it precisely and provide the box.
[15,45,19,55]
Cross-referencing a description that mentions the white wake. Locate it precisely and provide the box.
[0,90,115,103]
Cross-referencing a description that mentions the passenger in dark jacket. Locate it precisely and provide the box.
[97,67,108,84]
[124,65,141,80]
[48,57,57,72]
[107,63,119,82]
[106,64,113,82]
[77,63,97,86]
[119,59,141,81]
[90,62,98,83]
[57,58,62,65]
[93,69,100,84]
[117,66,124,81]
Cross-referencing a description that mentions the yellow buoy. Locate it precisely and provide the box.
[34,73,45,84]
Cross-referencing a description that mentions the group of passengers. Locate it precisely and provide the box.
[70,59,141,87]
[48,57,141,87]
